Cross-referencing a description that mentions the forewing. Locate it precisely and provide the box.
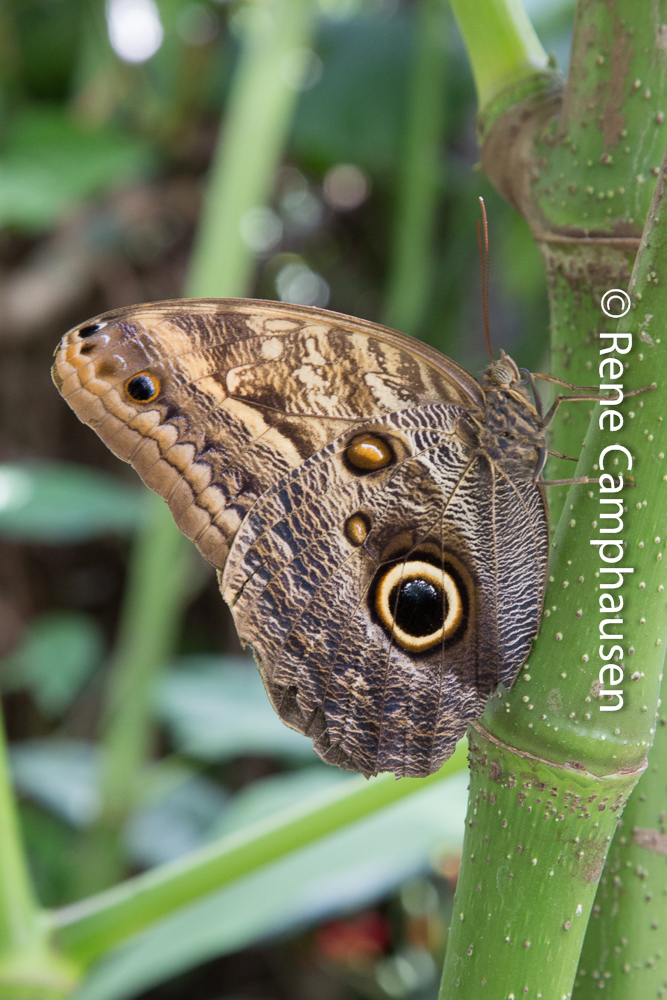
[52,298,482,570]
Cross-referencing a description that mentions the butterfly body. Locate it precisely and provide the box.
[53,299,548,777]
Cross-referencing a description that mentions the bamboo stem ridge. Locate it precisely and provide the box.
[475,0,667,516]
[440,728,642,997]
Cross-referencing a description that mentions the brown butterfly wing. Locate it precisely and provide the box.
[221,404,548,777]
[52,298,482,570]
[52,298,548,777]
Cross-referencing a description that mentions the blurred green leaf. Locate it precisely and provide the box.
[1,611,104,716]
[0,106,154,232]
[213,767,352,837]
[291,14,412,175]
[10,741,227,861]
[71,769,468,1000]
[19,800,82,909]
[0,462,146,541]
[158,656,317,762]
[125,774,228,869]
[10,740,99,827]
[13,0,86,101]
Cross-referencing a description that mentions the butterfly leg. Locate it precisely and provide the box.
[541,382,656,428]
[532,372,599,392]
[522,371,652,426]
[539,476,601,486]
[534,444,600,487]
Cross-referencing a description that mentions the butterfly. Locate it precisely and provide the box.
[53,296,580,777]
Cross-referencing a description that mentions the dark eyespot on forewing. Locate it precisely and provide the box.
[78,322,104,338]
[126,373,160,402]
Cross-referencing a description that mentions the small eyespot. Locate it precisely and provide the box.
[346,435,394,472]
[78,322,104,338]
[345,512,371,546]
[126,373,160,402]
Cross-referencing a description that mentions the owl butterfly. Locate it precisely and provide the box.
[52,297,591,778]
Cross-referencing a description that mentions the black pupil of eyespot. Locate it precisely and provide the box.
[78,323,101,338]
[128,375,156,401]
[393,578,444,637]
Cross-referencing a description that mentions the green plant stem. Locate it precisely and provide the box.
[0,711,38,963]
[99,496,191,818]
[0,711,79,994]
[574,713,667,995]
[76,495,192,895]
[448,0,549,112]
[50,744,466,967]
[440,728,641,998]
[572,163,667,998]
[526,0,667,521]
[383,0,448,336]
[439,1,667,993]
[186,0,318,299]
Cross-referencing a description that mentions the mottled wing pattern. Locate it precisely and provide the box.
[490,469,548,688]
[221,404,548,777]
[52,297,549,778]
[52,299,482,570]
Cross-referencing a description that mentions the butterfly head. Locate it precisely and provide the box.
[482,349,522,389]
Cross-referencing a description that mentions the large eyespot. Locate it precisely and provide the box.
[345,435,394,473]
[374,559,466,653]
[78,322,104,338]
[126,372,160,402]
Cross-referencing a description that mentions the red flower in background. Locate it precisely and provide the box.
[315,910,392,965]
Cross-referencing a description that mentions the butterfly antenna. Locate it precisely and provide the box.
[477,196,493,361]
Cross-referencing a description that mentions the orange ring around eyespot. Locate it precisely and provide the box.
[125,372,161,403]
[374,560,463,653]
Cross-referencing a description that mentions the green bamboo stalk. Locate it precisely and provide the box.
[449,0,551,112]
[186,0,318,298]
[572,167,667,997]
[49,743,467,967]
[439,0,667,994]
[440,730,641,997]
[0,713,79,995]
[383,0,449,336]
[574,719,667,995]
[439,160,667,996]
[477,0,667,517]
